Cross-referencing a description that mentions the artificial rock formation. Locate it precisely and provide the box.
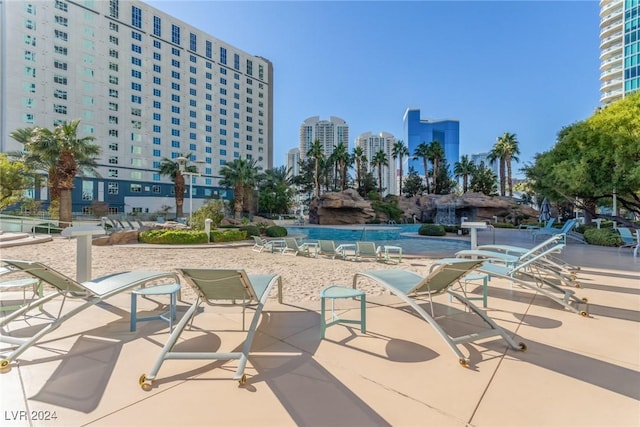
[309,189,376,225]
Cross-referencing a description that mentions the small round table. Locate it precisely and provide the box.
[130,283,181,332]
[320,285,366,338]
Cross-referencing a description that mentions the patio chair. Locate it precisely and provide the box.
[281,237,317,257]
[353,259,526,367]
[472,251,590,316]
[456,234,579,287]
[355,241,379,261]
[318,240,343,259]
[0,259,179,369]
[531,219,577,242]
[252,236,285,253]
[616,227,639,249]
[139,268,282,388]
[477,233,580,275]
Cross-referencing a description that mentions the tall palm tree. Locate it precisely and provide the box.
[21,121,100,227]
[488,139,507,196]
[332,141,349,191]
[259,166,293,215]
[498,132,521,197]
[352,146,366,193]
[454,155,475,193]
[307,139,325,200]
[413,141,431,193]
[158,152,195,218]
[427,141,445,194]
[391,140,410,196]
[219,158,261,220]
[371,150,389,199]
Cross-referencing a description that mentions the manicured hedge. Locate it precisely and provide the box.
[139,229,208,244]
[210,229,247,242]
[265,225,287,237]
[583,228,621,247]
[239,225,260,237]
[418,224,446,236]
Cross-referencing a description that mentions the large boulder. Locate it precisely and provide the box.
[93,230,140,246]
[309,189,376,225]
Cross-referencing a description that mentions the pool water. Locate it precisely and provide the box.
[286,224,470,256]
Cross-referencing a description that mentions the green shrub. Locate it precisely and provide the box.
[418,224,446,236]
[265,225,287,237]
[210,229,247,242]
[139,229,208,244]
[583,228,621,247]
[189,200,225,230]
[443,225,462,234]
[239,225,260,237]
[372,200,402,222]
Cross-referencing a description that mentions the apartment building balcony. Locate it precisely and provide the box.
[600,31,623,50]
[600,77,624,91]
[600,88,624,104]
[600,65,624,81]
[600,8,623,28]
[599,19,623,38]
[599,43,623,61]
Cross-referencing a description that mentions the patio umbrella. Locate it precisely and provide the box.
[539,198,552,223]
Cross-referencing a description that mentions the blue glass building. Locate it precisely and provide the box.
[402,108,459,176]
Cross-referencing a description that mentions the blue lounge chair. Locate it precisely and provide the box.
[318,240,344,259]
[532,219,577,242]
[616,227,639,249]
[140,268,282,388]
[281,237,317,257]
[355,241,379,261]
[353,259,526,367]
[0,259,179,369]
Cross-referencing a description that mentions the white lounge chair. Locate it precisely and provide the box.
[353,258,526,367]
[140,268,282,388]
[0,259,179,369]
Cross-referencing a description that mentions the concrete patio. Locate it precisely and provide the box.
[1,228,639,426]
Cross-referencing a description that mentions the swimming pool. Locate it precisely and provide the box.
[286,224,470,256]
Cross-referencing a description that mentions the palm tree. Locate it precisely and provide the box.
[454,155,475,193]
[488,139,507,196]
[307,139,325,200]
[21,121,100,227]
[332,141,349,191]
[352,146,366,193]
[427,141,445,194]
[259,166,293,215]
[498,132,521,197]
[371,150,389,199]
[391,140,410,195]
[219,158,261,220]
[413,142,431,193]
[158,153,195,219]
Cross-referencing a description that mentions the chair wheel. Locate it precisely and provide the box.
[582,297,588,303]
[0,359,10,372]
[238,374,247,386]
[139,374,152,390]
[580,311,589,317]
[458,358,469,367]
[518,342,527,352]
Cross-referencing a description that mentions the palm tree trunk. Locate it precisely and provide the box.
[506,155,513,196]
[398,155,404,195]
[59,189,72,228]
[234,184,244,220]
[423,159,429,194]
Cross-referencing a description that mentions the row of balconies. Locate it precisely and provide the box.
[600,43,623,60]
[600,65,624,80]
[600,19,623,38]
[600,88,624,104]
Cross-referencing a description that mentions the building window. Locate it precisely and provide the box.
[54,45,67,55]
[55,0,68,12]
[109,49,118,59]
[190,33,197,51]
[220,47,227,64]
[54,30,68,41]
[108,142,118,151]
[109,156,119,165]
[23,113,34,124]
[109,21,118,32]
[131,5,142,28]
[55,16,68,27]
[109,129,118,137]
[109,88,118,98]
[108,182,118,194]
[109,75,118,84]
[205,40,212,58]
[153,16,161,36]
[25,19,35,30]
[82,181,93,201]
[171,24,180,45]
[131,44,141,54]
[108,169,118,177]
[54,74,67,85]
[109,0,119,18]
[246,59,253,76]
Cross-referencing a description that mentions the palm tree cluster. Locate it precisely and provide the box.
[412,140,452,195]
[9,120,100,227]
[487,132,520,197]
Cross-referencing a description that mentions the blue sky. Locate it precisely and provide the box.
[148,0,601,177]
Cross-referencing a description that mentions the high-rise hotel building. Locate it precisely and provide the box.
[299,116,349,160]
[354,132,398,197]
[600,0,640,105]
[0,0,273,215]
